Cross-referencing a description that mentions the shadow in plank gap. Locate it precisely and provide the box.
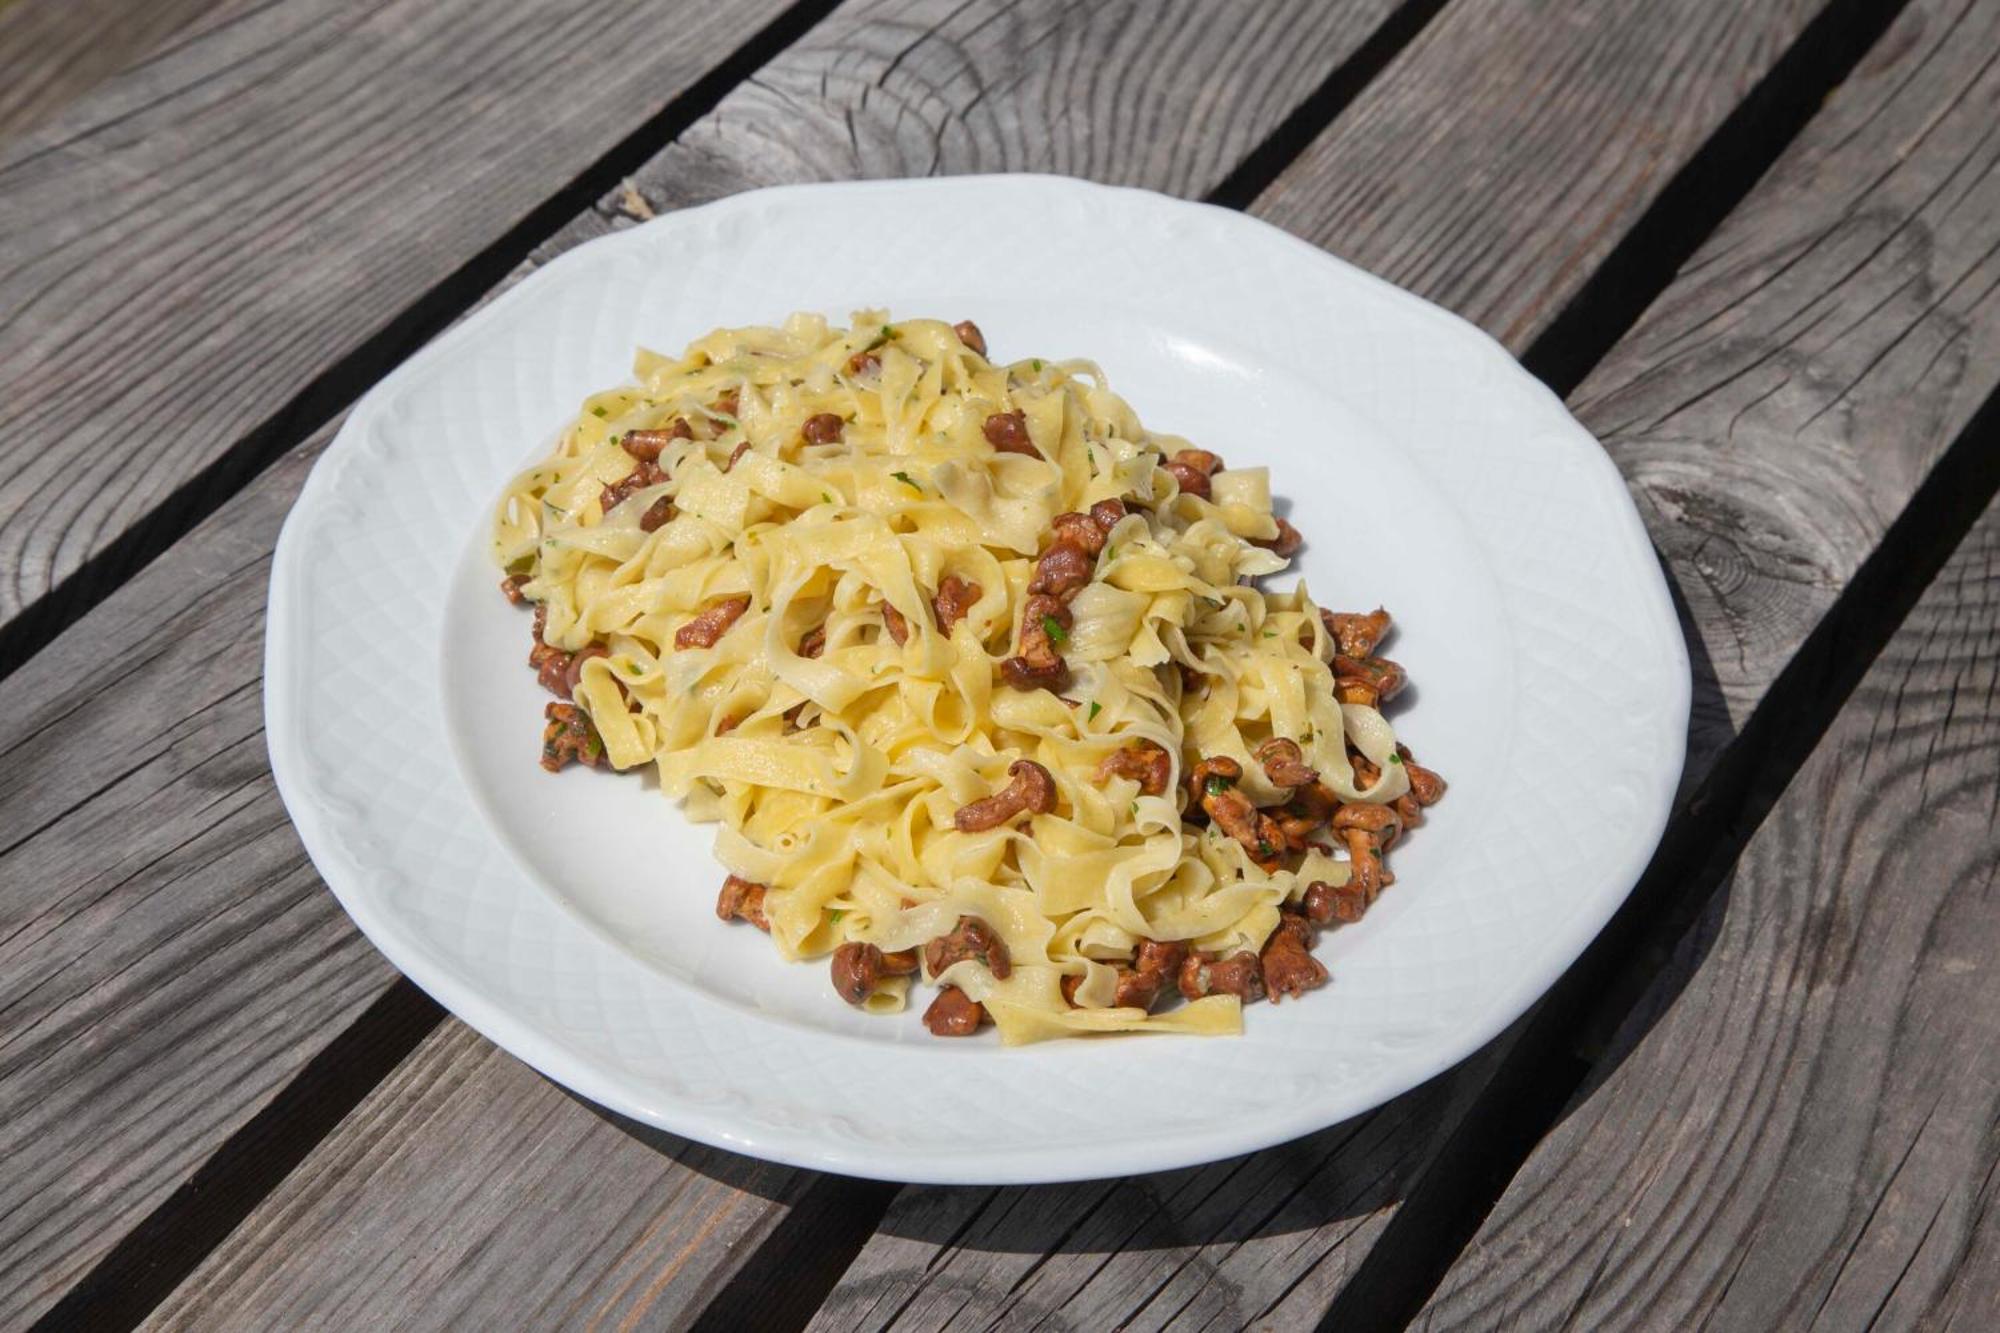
[1417,486,2000,1330]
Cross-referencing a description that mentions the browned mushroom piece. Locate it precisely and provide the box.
[540,702,604,772]
[621,420,692,462]
[1049,511,1109,557]
[952,759,1058,832]
[562,645,610,698]
[1332,800,1404,851]
[829,942,919,1006]
[1189,755,1243,792]
[715,875,769,930]
[674,594,752,650]
[932,574,981,636]
[724,440,752,471]
[1171,448,1222,476]
[1252,517,1303,558]
[1002,593,1072,692]
[801,412,845,445]
[1339,826,1387,916]
[1302,880,1338,925]
[1177,950,1265,1003]
[1333,654,1408,708]
[1255,737,1319,788]
[1133,938,1189,978]
[1000,654,1070,691]
[1349,749,1383,789]
[639,496,674,532]
[799,625,826,659]
[1261,910,1328,1001]
[1028,539,1095,597]
[1089,498,1127,532]
[881,601,910,646]
[529,617,572,696]
[1163,460,1211,500]
[847,350,881,376]
[1322,607,1392,658]
[1274,780,1340,849]
[1192,757,1285,863]
[599,459,666,515]
[924,985,987,1036]
[500,575,529,605]
[922,915,1012,980]
[952,320,988,358]
[983,410,1037,456]
[1106,967,1164,1010]
[1094,741,1173,795]
[710,390,740,420]
[1398,744,1447,805]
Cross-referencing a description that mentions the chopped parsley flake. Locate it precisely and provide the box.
[1204,775,1233,797]
[1087,700,1101,721]
[590,406,608,418]
[1031,359,1044,372]
[821,492,833,503]
[1042,615,1069,644]
[892,471,922,491]
[1389,752,1403,764]
[1263,630,1277,638]
[828,910,846,924]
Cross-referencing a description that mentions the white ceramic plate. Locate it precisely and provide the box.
[266,175,1688,1184]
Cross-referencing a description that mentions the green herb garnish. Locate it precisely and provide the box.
[821,492,833,503]
[892,471,922,491]
[1087,700,1101,721]
[828,910,846,924]
[1042,615,1069,644]
[1204,775,1233,797]
[591,406,608,418]
[1389,752,1403,764]
[1031,359,1044,372]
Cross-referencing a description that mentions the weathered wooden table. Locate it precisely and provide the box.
[4,0,1997,1327]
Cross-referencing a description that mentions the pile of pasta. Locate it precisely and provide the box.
[491,312,1442,1043]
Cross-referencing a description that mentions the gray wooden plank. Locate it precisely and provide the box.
[1415,494,2000,1331]
[140,1023,831,1332]
[0,0,254,144]
[0,0,798,644]
[0,0,1410,1323]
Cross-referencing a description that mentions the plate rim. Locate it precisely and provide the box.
[265,173,1690,1183]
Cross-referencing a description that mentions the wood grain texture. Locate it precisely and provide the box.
[0,0,1411,1324]
[0,0,797,637]
[1252,0,1822,348]
[139,1022,829,1332]
[0,0,254,143]
[1415,495,2000,1331]
[1583,0,2000,773]
[0,433,379,1328]
[543,0,1398,235]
